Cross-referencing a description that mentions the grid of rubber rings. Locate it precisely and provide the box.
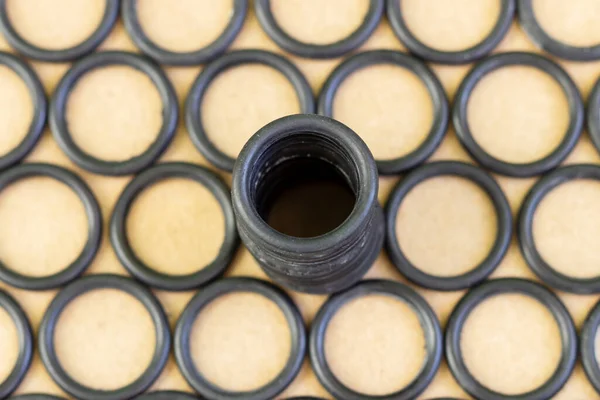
[0,0,599,399]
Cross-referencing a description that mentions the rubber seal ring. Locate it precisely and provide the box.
[0,289,33,399]
[446,278,577,400]
[0,0,119,62]
[310,279,442,400]
[9,396,66,400]
[581,299,600,394]
[185,49,314,172]
[254,0,384,59]
[122,0,248,66]
[39,274,171,400]
[587,77,600,156]
[387,0,515,64]
[134,391,199,400]
[453,52,583,177]
[0,163,102,290]
[0,52,46,171]
[50,51,178,176]
[174,277,306,400]
[110,162,239,291]
[518,164,600,294]
[385,161,512,291]
[518,0,600,61]
[318,50,448,174]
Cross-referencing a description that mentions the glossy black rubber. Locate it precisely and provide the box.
[519,164,600,293]
[186,49,314,172]
[122,0,248,65]
[110,162,239,291]
[0,0,118,62]
[581,300,600,394]
[310,280,442,400]
[0,163,102,290]
[385,161,512,291]
[9,396,66,400]
[0,290,33,399]
[174,278,306,400]
[0,52,46,171]
[387,0,515,64]
[318,50,448,174]
[135,391,199,400]
[587,77,600,156]
[453,52,583,177]
[50,51,178,176]
[446,278,577,400]
[255,0,384,59]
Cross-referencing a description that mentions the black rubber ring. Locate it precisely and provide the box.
[387,0,515,64]
[310,279,442,400]
[110,162,239,291]
[134,391,199,400]
[0,0,119,62]
[0,52,46,171]
[255,0,383,59]
[0,289,33,399]
[318,50,448,175]
[185,49,314,172]
[0,163,102,290]
[50,51,178,176]
[122,0,248,66]
[587,77,600,156]
[39,274,171,400]
[446,278,577,400]
[9,396,66,400]
[518,0,600,61]
[518,164,600,294]
[581,299,600,394]
[385,161,512,291]
[174,277,306,400]
[453,52,583,177]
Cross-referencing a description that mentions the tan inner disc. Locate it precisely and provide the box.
[0,307,19,383]
[532,0,600,47]
[0,65,33,157]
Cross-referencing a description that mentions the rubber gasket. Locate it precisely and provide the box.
[38,274,171,400]
[453,52,583,177]
[121,0,248,66]
[0,163,102,290]
[9,396,66,400]
[254,0,384,59]
[110,162,239,291]
[385,161,512,291]
[50,51,178,176]
[0,0,119,62]
[586,77,600,156]
[446,278,577,400]
[318,50,448,174]
[134,391,199,400]
[581,299,600,394]
[174,277,306,400]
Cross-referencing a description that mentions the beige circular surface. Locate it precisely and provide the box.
[0,307,18,383]
[534,180,600,279]
[5,0,105,50]
[126,178,226,275]
[135,0,234,52]
[461,293,562,395]
[201,64,300,159]
[66,66,163,162]
[333,64,433,160]
[54,288,156,390]
[270,0,370,45]
[400,0,501,51]
[325,294,426,396]
[395,176,497,277]
[190,292,291,391]
[467,66,570,164]
[0,177,87,277]
[0,65,33,157]
[532,0,600,47]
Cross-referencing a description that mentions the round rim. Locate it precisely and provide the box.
[50,51,178,176]
[453,51,583,177]
[318,50,448,175]
[309,279,443,400]
[110,162,239,291]
[9,395,66,400]
[385,161,512,291]
[38,274,171,400]
[387,0,515,64]
[0,163,102,290]
[185,49,315,172]
[254,0,384,59]
[134,391,199,400]
[446,278,577,400]
[581,299,600,394]
[174,277,306,400]
[0,0,119,62]
[121,0,248,66]
[587,77,600,155]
